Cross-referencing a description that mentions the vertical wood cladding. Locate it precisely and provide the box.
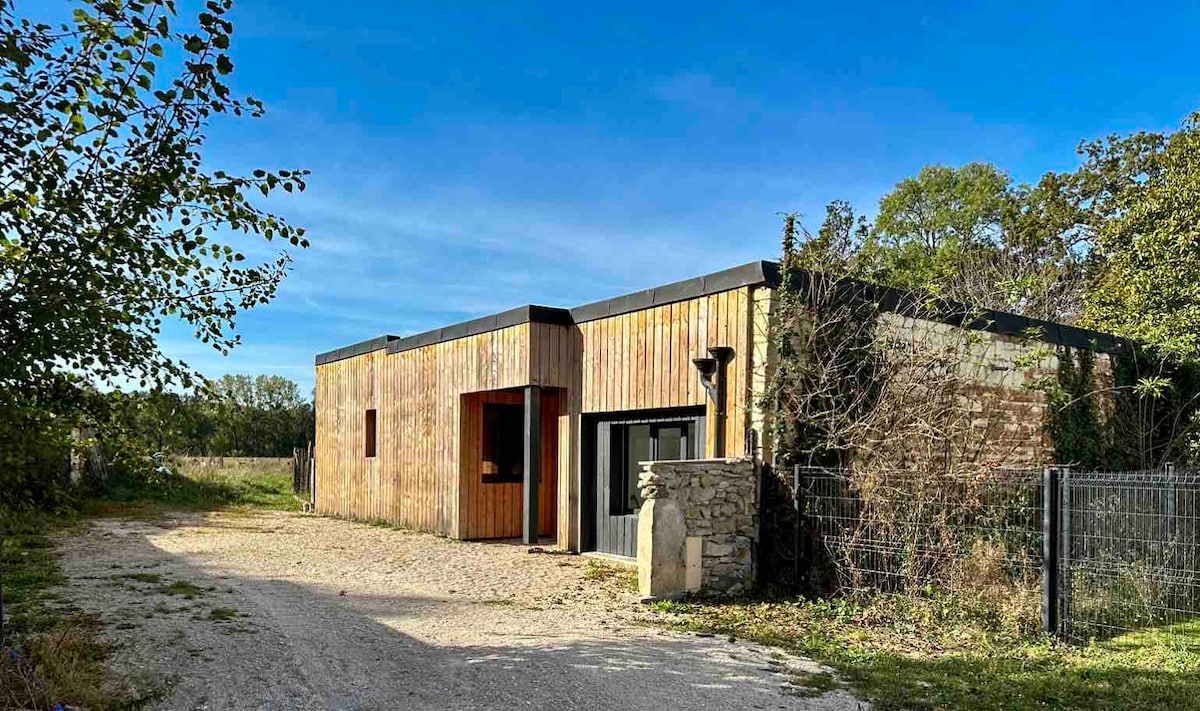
[459,388,559,539]
[314,322,573,538]
[572,286,753,452]
[558,286,757,549]
[315,286,760,551]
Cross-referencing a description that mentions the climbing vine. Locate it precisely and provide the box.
[1041,345,1200,470]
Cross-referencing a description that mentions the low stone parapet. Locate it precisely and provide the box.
[636,458,758,598]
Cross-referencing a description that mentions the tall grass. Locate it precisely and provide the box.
[93,456,301,514]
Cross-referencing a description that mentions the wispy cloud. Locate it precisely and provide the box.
[650,72,763,119]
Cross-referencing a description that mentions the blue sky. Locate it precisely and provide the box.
[31,1,1200,394]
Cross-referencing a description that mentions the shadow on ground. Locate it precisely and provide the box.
[55,515,863,711]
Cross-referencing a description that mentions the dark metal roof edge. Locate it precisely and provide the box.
[385,305,573,356]
[569,261,774,323]
[785,264,1127,354]
[314,335,400,366]
[316,258,1126,365]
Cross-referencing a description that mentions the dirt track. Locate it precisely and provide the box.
[55,510,865,710]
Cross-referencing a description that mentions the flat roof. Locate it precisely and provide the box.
[315,259,1125,365]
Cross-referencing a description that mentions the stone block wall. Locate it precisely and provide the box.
[637,458,758,597]
[877,313,1116,467]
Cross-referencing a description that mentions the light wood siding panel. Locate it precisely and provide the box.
[557,287,755,549]
[557,327,584,549]
[317,285,757,553]
[315,322,572,539]
[571,288,750,447]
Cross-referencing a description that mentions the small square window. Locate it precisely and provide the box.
[365,409,377,458]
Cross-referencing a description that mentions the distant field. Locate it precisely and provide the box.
[90,456,302,515]
[178,456,292,476]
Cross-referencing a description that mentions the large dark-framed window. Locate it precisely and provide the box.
[482,403,523,484]
[609,419,697,515]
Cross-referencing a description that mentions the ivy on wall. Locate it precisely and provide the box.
[1042,345,1200,470]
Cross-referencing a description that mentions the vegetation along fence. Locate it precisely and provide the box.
[761,464,1200,642]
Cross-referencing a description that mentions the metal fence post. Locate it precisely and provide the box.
[1058,466,1072,639]
[1042,465,1060,636]
[1166,461,1177,548]
[793,465,805,590]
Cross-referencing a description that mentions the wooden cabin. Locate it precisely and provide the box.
[313,259,1122,557]
[314,261,778,556]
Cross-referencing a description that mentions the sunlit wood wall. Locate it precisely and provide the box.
[314,322,572,538]
[315,285,764,551]
[557,286,758,549]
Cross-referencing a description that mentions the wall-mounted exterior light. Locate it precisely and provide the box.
[694,347,734,456]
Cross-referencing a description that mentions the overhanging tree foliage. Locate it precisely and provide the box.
[0,0,308,396]
[864,163,1089,323]
[0,0,308,508]
[1078,111,1200,360]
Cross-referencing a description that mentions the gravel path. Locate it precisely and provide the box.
[55,510,864,711]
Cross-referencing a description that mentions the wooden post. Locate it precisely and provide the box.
[308,440,316,507]
[523,386,542,545]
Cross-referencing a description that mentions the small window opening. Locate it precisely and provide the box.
[482,403,523,484]
[365,409,377,458]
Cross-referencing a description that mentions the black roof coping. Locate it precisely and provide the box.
[824,271,1128,355]
[385,305,573,356]
[316,258,1127,365]
[314,335,401,366]
[569,260,775,323]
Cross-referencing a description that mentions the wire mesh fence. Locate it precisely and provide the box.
[801,466,1044,594]
[761,464,1200,643]
[1060,468,1200,641]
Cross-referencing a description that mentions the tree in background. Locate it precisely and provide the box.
[0,0,308,506]
[1077,111,1200,360]
[865,163,1088,323]
[777,109,1200,473]
[110,374,314,458]
[865,111,1200,361]
[206,374,312,456]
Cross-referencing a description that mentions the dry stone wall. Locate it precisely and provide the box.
[878,313,1116,467]
[637,458,758,596]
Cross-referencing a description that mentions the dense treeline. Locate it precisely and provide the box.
[113,375,314,458]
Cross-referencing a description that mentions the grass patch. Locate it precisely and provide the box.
[649,592,1200,710]
[0,510,67,637]
[0,509,152,710]
[785,670,841,698]
[583,559,637,592]
[206,607,239,622]
[117,572,163,585]
[0,613,160,710]
[91,457,301,515]
[158,581,203,600]
[362,518,409,531]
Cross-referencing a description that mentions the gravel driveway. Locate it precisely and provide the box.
[55,510,864,711]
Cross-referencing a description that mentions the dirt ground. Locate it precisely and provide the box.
[55,510,865,710]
